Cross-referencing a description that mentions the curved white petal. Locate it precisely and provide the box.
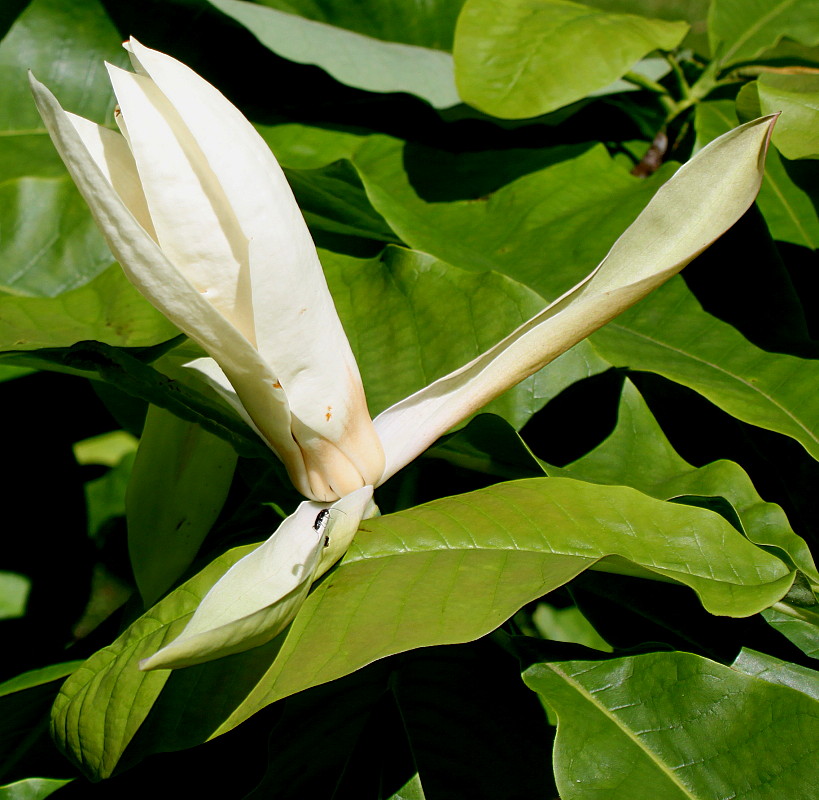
[374,116,776,484]
[139,485,374,670]
[125,39,385,493]
[29,75,305,487]
[106,63,255,342]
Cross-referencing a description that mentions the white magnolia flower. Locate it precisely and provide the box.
[31,40,774,670]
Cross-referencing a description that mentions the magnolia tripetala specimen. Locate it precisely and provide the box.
[30,39,775,669]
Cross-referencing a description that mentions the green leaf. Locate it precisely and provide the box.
[763,603,819,659]
[695,100,819,248]
[592,276,819,465]
[757,74,819,160]
[0,0,127,295]
[249,0,465,49]
[583,0,710,56]
[453,0,687,118]
[0,662,84,698]
[0,572,29,620]
[524,651,819,799]
[708,0,819,68]
[323,245,609,428]
[0,779,73,799]
[0,265,179,351]
[552,380,819,582]
[732,647,819,701]
[127,405,237,607]
[52,477,793,776]
[208,0,461,108]
[351,136,675,300]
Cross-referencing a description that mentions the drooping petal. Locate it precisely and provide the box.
[373,116,776,484]
[139,485,374,670]
[125,39,385,498]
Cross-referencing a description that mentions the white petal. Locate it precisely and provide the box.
[139,500,327,670]
[139,485,373,670]
[64,112,157,240]
[125,39,385,493]
[374,116,777,484]
[31,75,317,498]
[106,63,255,343]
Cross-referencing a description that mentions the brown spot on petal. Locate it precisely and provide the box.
[299,307,307,315]
[325,406,332,422]
[272,381,282,389]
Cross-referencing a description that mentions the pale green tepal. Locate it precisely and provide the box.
[30,39,775,671]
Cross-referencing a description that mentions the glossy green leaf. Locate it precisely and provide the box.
[453,0,687,118]
[732,647,819,701]
[553,380,819,582]
[249,0,464,49]
[591,277,819,466]
[0,0,126,295]
[708,0,819,67]
[84,451,133,539]
[351,136,674,300]
[0,265,179,351]
[525,651,819,799]
[208,0,460,108]
[763,604,819,659]
[323,245,609,428]
[388,775,425,800]
[695,100,819,248]
[52,478,793,776]
[757,74,819,160]
[0,779,73,799]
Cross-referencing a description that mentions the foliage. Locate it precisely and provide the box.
[1,0,818,797]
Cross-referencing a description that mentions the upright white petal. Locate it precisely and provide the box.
[374,116,776,484]
[124,39,385,498]
[29,75,300,484]
[106,63,255,342]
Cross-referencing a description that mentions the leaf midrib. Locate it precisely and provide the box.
[548,662,697,799]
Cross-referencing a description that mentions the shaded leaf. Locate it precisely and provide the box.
[0,0,127,295]
[208,0,460,108]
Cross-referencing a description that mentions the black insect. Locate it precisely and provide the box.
[313,509,331,547]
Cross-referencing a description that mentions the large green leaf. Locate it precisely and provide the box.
[708,0,819,68]
[591,276,819,465]
[351,136,674,299]
[552,380,819,582]
[732,647,819,700]
[323,246,609,427]
[695,100,819,248]
[525,651,819,799]
[52,478,793,777]
[757,74,819,160]
[251,0,465,49]
[453,0,687,118]
[208,0,460,108]
[0,265,178,350]
[0,0,125,295]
